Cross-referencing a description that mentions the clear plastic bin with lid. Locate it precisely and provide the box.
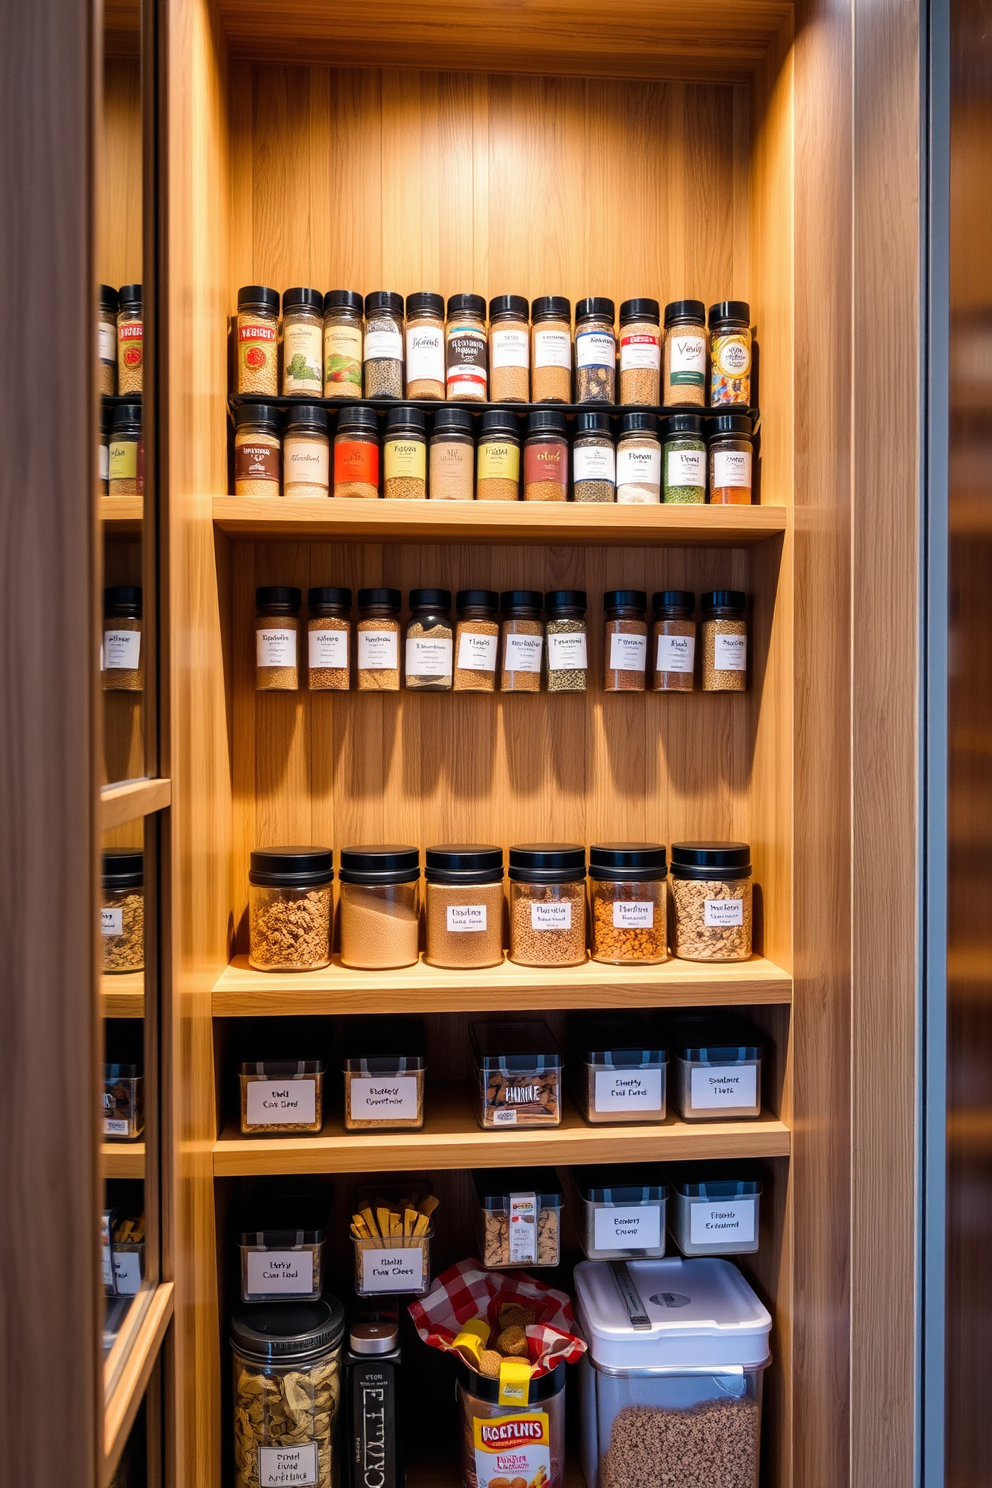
[666,1014,763,1122]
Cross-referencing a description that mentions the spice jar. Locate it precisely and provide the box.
[322,288,363,399]
[709,300,752,406]
[508,844,587,967]
[405,291,445,399]
[307,586,351,691]
[356,588,401,691]
[709,413,754,504]
[236,285,279,396]
[425,844,504,969]
[472,1021,562,1128]
[619,298,661,405]
[663,413,706,504]
[231,1297,344,1488]
[652,590,696,692]
[103,586,142,691]
[98,403,112,494]
[384,405,427,499]
[117,283,143,395]
[701,589,747,692]
[524,410,568,501]
[343,1015,426,1130]
[255,586,301,691]
[476,409,521,501]
[589,843,667,965]
[489,294,530,402]
[334,406,379,499]
[572,412,615,502]
[429,406,474,501]
[531,295,572,402]
[248,847,334,971]
[544,589,588,693]
[284,405,330,498]
[404,587,453,691]
[99,285,118,395]
[604,589,648,692]
[500,590,544,693]
[575,296,616,404]
[234,403,281,496]
[445,293,488,401]
[108,403,143,496]
[282,287,324,396]
[102,849,144,973]
[616,412,661,503]
[569,1014,667,1126]
[669,844,753,962]
[454,589,499,692]
[338,846,421,971]
[663,299,707,407]
[364,291,405,398]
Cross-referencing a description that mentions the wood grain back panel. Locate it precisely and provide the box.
[100,57,143,289]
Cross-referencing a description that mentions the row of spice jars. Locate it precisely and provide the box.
[98,283,143,396]
[100,402,144,496]
[234,403,755,505]
[236,286,753,407]
[246,841,754,973]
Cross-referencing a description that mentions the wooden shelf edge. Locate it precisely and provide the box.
[100,776,171,832]
[101,970,146,1018]
[103,1141,146,1178]
[99,495,144,534]
[103,1282,174,1484]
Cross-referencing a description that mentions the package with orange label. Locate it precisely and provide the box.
[464,1367,562,1488]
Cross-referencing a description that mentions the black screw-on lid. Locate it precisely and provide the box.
[479,409,521,438]
[249,847,334,887]
[231,1297,345,1364]
[238,285,279,313]
[532,296,571,322]
[576,296,615,323]
[710,414,753,438]
[604,589,647,616]
[323,289,364,314]
[385,405,426,434]
[337,405,378,433]
[256,585,302,613]
[620,298,660,323]
[701,589,746,616]
[432,406,474,434]
[446,293,486,318]
[666,414,704,437]
[285,404,329,433]
[103,850,143,890]
[589,842,667,880]
[653,590,695,617]
[339,846,420,884]
[235,403,280,432]
[620,412,658,436]
[574,412,611,435]
[456,589,499,613]
[111,403,142,431]
[409,588,451,610]
[358,587,401,610]
[104,585,142,618]
[526,409,567,436]
[545,589,587,616]
[664,299,706,326]
[308,586,351,613]
[669,841,752,879]
[500,590,543,615]
[708,300,751,328]
[100,285,119,313]
[282,287,323,313]
[509,843,586,883]
[425,844,504,884]
[489,294,529,320]
[406,291,444,318]
[119,283,142,307]
[365,291,404,317]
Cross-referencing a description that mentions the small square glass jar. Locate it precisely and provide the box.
[589,843,667,965]
[239,1225,327,1303]
[338,846,421,970]
[474,1167,564,1269]
[667,1015,763,1122]
[666,1163,762,1255]
[239,1058,326,1134]
[471,1020,562,1129]
[424,844,504,969]
[351,1182,434,1297]
[508,843,587,967]
[577,1166,668,1259]
[104,1062,144,1140]
[343,1014,426,1131]
[569,1014,667,1126]
[247,846,333,972]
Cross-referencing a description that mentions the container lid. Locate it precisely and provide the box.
[669,841,751,879]
[239,1225,327,1247]
[255,585,302,613]
[620,298,660,323]
[409,587,451,610]
[576,296,615,322]
[111,403,142,430]
[544,589,587,617]
[118,283,142,307]
[708,300,751,328]
[710,414,753,438]
[324,289,363,314]
[470,1020,562,1073]
[665,1014,762,1062]
[239,1058,326,1077]
[425,844,503,885]
[604,589,647,615]
[237,285,278,313]
[308,586,351,613]
[249,847,333,887]
[385,405,426,434]
[285,404,329,433]
[489,293,529,319]
[666,1163,762,1199]
[526,409,567,435]
[664,299,706,326]
[456,589,499,613]
[447,292,486,318]
[101,404,115,436]
[350,1319,400,1355]
[577,1164,668,1204]
[574,412,612,436]
[339,845,420,884]
[235,403,280,431]
[500,590,543,616]
[343,1013,426,1071]
[100,284,120,312]
[666,413,703,438]
[456,1357,565,1404]
[569,1014,667,1066]
[508,843,585,883]
[532,296,571,322]
[337,406,378,433]
[104,585,142,618]
[103,849,143,889]
[620,413,658,436]
[652,591,694,617]
[104,1061,141,1080]
[589,843,667,881]
[472,1166,564,1210]
[365,291,404,317]
[573,1258,771,1370]
[479,409,521,438]
[406,291,444,318]
[432,406,473,434]
[230,1297,346,1363]
[283,287,323,313]
[701,590,746,616]
[357,587,402,610]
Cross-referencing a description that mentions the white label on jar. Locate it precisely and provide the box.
[594,1068,663,1112]
[99,321,116,361]
[99,442,109,481]
[657,633,696,673]
[358,629,398,670]
[617,447,661,486]
[406,325,444,382]
[504,633,543,672]
[259,1443,319,1488]
[446,903,488,932]
[612,899,654,927]
[576,329,615,367]
[104,1117,130,1137]
[246,1249,315,1296]
[704,897,745,926]
[593,1204,661,1251]
[713,634,747,671]
[546,631,588,671]
[609,632,647,671]
[533,326,571,369]
[573,443,616,484]
[285,438,329,488]
[350,1077,419,1120]
[492,1107,517,1125]
[256,628,296,668]
[113,1251,142,1295]
[360,1247,426,1293]
[457,631,498,671]
[102,907,124,936]
[405,637,453,678]
[364,327,402,361]
[620,333,661,370]
[713,450,752,488]
[689,1198,755,1245]
[104,629,141,669]
[667,448,705,487]
[531,901,571,930]
[283,322,323,390]
[491,326,529,368]
[690,1065,757,1109]
[509,1192,538,1262]
[308,630,347,670]
[669,333,707,375]
[246,1080,317,1126]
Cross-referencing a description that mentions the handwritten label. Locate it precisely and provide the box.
[609,632,647,671]
[349,1076,419,1121]
[531,901,571,931]
[713,633,747,671]
[256,628,296,668]
[245,1080,316,1127]
[704,898,744,927]
[689,1198,756,1246]
[689,1065,757,1110]
[594,1068,663,1113]
[259,1443,319,1487]
[359,1247,426,1293]
[102,907,124,936]
[656,634,695,673]
[593,1204,661,1251]
[446,904,487,933]
[457,631,498,671]
[246,1249,315,1297]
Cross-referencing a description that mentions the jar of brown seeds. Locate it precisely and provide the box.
[255,586,301,691]
[307,586,351,691]
[248,847,333,971]
[454,590,500,692]
[651,590,696,692]
[619,297,661,405]
[669,842,753,961]
[701,590,747,692]
[508,844,587,967]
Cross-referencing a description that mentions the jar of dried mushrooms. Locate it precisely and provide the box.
[248,846,333,971]
[384,405,427,500]
[103,586,142,691]
[701,589,747,692]
[102,849,144,973]
[454,589,499,692]
[404,588,453,691]
[307,586,351,691]
[234,404,281,496]
[489,293,530,402]
[669,841,753,962]
[236,285,279,396]
[405,291,445,399]
[284,404,330,499]
[651,590,696,692]
[282,287,324,397]
[575,296,616,404]
[425,844,504,969]
[619,297,661,405]
[531,295,572,402]
[338,846,421,971]
[117,283,143,395]
[364,291,405,398]
[255,586,301,691]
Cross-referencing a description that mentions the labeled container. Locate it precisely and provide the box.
[709,299,752,407]
[239,1058,326,1134]
[669,841,753,963]
[110,1202,146,1297]
[247,846,333,971]
[334,405,379,499]
[471,1021,562,1129]
[429,406,474,501]
[667,1014,762,1120]
[577,1167,668,1259]
[338,845,420,970]
[117,283,143,395]
[322,288,364,398]
[236,284,279,396]
[589,843,667,965]
[102,849,144,973]
[282,287,324,396]
[239,1224,327,1302]
[255,585,300,691]
[346,1319,404,1488]
[476,408,521,501]
[616,413,661,503]
[667,1164,762,1255]
[405,291,446,398]
[524,410,568,501]
[405,587,453,690]
[99,284,119,394]
[619,298,661,405]
[99,402,113,494]
[544,589,588,693]
[103,586,142,692]
[604,590,648,692]
[652,590,696,692]
[454,589,500,692]
[446,293,488,401]
[531,295,572,402]
[284,404,330,498]
[352,1182,434,1297]
[569,1014,667,1125]
[425,844,504,969]
[343,1014,427,1131]
[104,1062,144,1141]
[364,291,405,398]
[459,1358,566,1488]
[489,293,530,401]
[575,297,616,404]
[108,403,143,496]
[474,1167,564,1268]
[356,588,401,691]
[384,405,427,499]
[572,412,616,503]
[701,589,747,692]
[233,403,281,496]
[663,299,707,407]
[508,844,586,967]
[500,590,544,693]
[307,586,351,691]
[709,413,754,504]
[663,413,706,503]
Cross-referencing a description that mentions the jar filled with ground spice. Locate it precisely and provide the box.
[322,289,363,399]
[575,297,616,404]
[500,590,544,693]
[663,414,706,504]
[384,406,427,499]
[108,403,143,496]
[572,412,615,503]
[709,414,754,504]
[425,845,504,969]
[255,586,301,691]
[99,403,112,494]
[445,293,488,401]
[236,285,279,396]
[364,292,404,398]
[405,588,453,691]
[652,590,696,692]
[102,850,144,973]
[524,410,568,501]
[356,588,401,692]
[531,295,572,402]
[117,283,143,395]
[489,294,529,402]
[234,404,281,496]
[604,589,648,692]
[616,413,661,504]
[454,589,499,692]
[339,846,421,971]
[663,299,707,407]
[709,300,752,407]
[476,409,520,501]
[589,843,667,966]
[429,407,474,501]
[669,842,753,961]
[544,590,588,693]
[405,291,445,399]
[103,586,142,692]
[284,405,330,498]
[334,406,379,499]
[248,847,333,971]
[99,285,118,395]
[282,287,324,396]
[702,590,747,692]
[508,844,587,968]
[307,586,351,691]
[619,298,661,405]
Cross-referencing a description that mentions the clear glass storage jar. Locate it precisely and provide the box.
[604,590,648,692]
[476,409,521,501]
[709,299,752,407]
[652,590,696,692]
[103,586,143,691]
[322,288,363,398]
[544,589,588,693]
[425,844,504,969]
[666,1163,762,1255]
[569,1013,667,1126]
[99,284,118,394]
[405,291,445,399]
[500,590,544,693]
[701,589,747,692]
[282,286,324,396]
[247,846,333,971]
[307,586,350,691]
[663,413,706,503]
[473,1166,564,1267]
[239,1058,326,1134]
[524,410,568,501]
[619,297,661,405]
[405,587,453,690]
[578,1167,668,1259]
[508,844,587,968]
[384,405,427,499]
[239,1223,328,1302]
[709,413,754,504]
[351,1181,434,1297]
[108,403,143,496]
[454,589,500,692]
[117,282,143,395]
[284,403,330,498]
[575,296,616,404]
[236,284,279,396]
[663,299,707,407]
[356,588,401,691]
[445,292,488,400]
[102,848,144,972]
[255,585,301,691]
[334,405,380,499]
[343,1014,426,1130]
[616,413,661,504]
[364,291,405,398]
[489,293,530,402]
[472,1021,562,1129]
[589,843,667,964]
[572,412,616,502]
[458,1358,567,1488]
[430,406,474,500]
[338,846,420,970]
[669,841,753,963]
[531,295,572,402]
[666,1013,762,1120]
[234,403,281,496]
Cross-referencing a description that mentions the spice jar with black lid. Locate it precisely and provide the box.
[99,285,118,394]
[234,403,281,496]
[282,287,324,396]
[500,590,544,693]
[508,845,587,968]
[405,291,445,399]
[425,844,504,969]
[573,412,615,502]
[476,408,520,501]
[364,291,405,398]
[524,410,568,501]
[663,299,707,407]
[709,413,754,504]
[383,405,427,499]
[117,283,143,395]
[489,294,530,402]
[103,586,142,691]
[652,591,696,692]
[531,295,572,402]
[429,406,474,501]
[284,404,330,498]
[307,586,351,692]
[255,586,301,691]
[405,588,453,691]
[334,406,379,499]
[99,402,113,494]
[454,589,499,692]
[664,413,706,504]
[669,843,753,962]
[357,588,401,692]
[445,293,488,401]
[617,412,661,504]
[709,300,752,407]
[575,296,617,404]
[108,403,143,496]
[345,1318,403,1488]
[323,289,363,398]
[102,849,144,973]
[236,285,279,396]
[338,846,421,970]
[248,847,334,971]
[589,843,667,965]
[701,590,747,692]
[545,590,588,693]
[619,298,662,405]
[604,590,648,692]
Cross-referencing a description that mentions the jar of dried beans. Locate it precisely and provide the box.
[524,410,568,501]
[236,285,279,396]
[282,287,324,397]
[572,412,616,503]
[454,589,499,692]
[616,413,661,504]
[652,590,696,692]
[701,590,747,692]
[356,588,401,692]
[99,284,118,394]
[589,843,668,965]
[500,590,544,693]
[103,586,142,692]
[663,299,707,406]
[544,589,588,693]
[384,405,427,499]
[234,404,281,496]
[508,844,587,968]
[307,586,351,691]
[248,847,334,971]
[531,295,572,402]
[338,846,421,971]
[604,590,648,692]
[669,843,753,962]
[709,300,752,407]
[102,849,144,973]
[619,298,661,405]
[429,406,474,500]
[284,405,330,498]
[709,413,754,504]
[117,283,143,395]
[108,403,143,496]
[471,1020,563,1127]
[489,293,530,402]
[322,289,363,398]
[425,844,504,969]
[255,586,301,691]
[476,409,521,501]
[405,291,445,399]
[575,296,616,404]
[334,406,379,499]
[445,293,488,401]
[364,291,405,398]
[405,588,453,691]
[663,414,706,504]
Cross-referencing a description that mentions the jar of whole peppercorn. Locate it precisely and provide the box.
[364,292,405,398]
[604,590,648,692]
[589,843,668,966]
[524,411,568,501]
[708,414,754,504]
[709,300,752,407]
[575,297,616,404]
[652,591,696,692]
[531,296,572,402]
[334,406,379,499]
[236,285,279,396]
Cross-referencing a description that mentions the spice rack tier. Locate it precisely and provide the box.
[229,396,761,420]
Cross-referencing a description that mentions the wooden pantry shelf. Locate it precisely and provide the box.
[212,952,791,1016]
[100,776,171,831]
[102,971,145,1019]
[99,496,144,535]
[103,1142,145,1179]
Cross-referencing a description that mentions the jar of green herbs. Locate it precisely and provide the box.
[663,414,706,504]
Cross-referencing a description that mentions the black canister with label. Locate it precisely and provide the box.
[346,1317,404,1488]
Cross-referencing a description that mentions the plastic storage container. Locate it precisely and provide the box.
[338,845,420,970]
[667,1015,763,1122]
[109,1199,146,1296]
[589,843,667,965]
[471,1020,562,1129]
[667,1164,762,1256]
[351,1182,434,1297]
[458,1357,566,1488]
[570,1014,667,1125]
[577,1166,668,1259]
[104,1062,144,1140]
[342,1014,426,1131]
[239,1224,327,1302]
[473,1166,564,1268]
[424,844,504,969]
[239,1058,325,1134]
[248,847,333,971]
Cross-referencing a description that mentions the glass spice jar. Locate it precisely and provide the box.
[531,295,572,402]
[669,842,753,961]
[322,289,363,399]
[709,413,754,504]
[604,589,648,692]
[103,586,142,692]
[701,590,747,692]
[476,409,520,501]
[284,404,330,498]
[425,845,504,969]
[652,590,696,692]
[255,585,301,692]
[575,296,616,404]
[363,291,405,398]
[500,590,544,693]
[619,297,661,405]
[616,412,661,504]
[117,283,143,395]
[98,403,112,494]
[524,410,568,501]
[454,589,499,692]
[338,846,421,971]
[356,587,401,692]
[236,285,279,396]
[98,284,118,395]
[405,291,445,399]
[508,844,587,968]
[405,587,453,691]
[282,287,324,396]
[445,293,488,401]
[307,586,351,691]
[383,405,427,499]
[663,413,706,504]
[589,843,668,965]
[102,850,144,973]
[429,406,474,501]
[248,847,334,971]
[108,403,143,496]
[234,403,281,496]
[664,299,707,406]
[709,299,752,406]
[489,294,530,402]
[544,589,588,693]
[334,406,379,499]
[572,412,615,503]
